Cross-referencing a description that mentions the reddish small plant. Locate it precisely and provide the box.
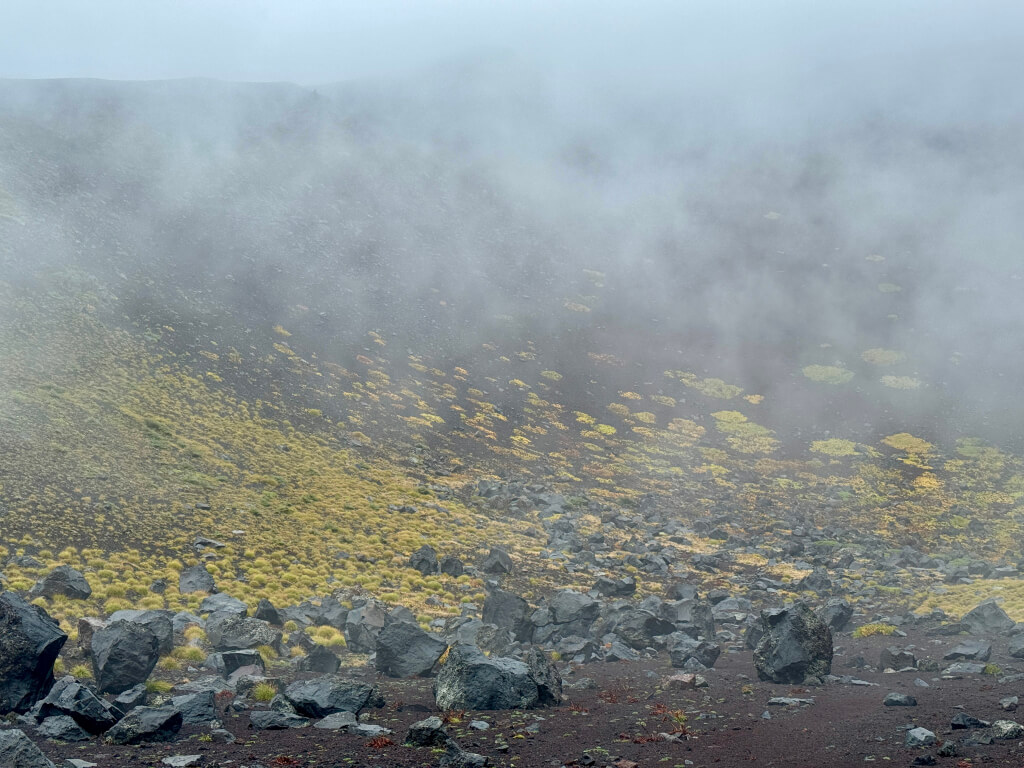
[270,757,301,767]
[568,701,589,714]
[367,736,395,749]
[598,690,620,704]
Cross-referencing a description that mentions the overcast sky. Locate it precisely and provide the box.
[2,0,1023,89]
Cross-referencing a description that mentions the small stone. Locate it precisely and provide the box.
[905,727,936,747]
[883,692,917,706]
[161,757,202,768]
[1000,696,1018,712]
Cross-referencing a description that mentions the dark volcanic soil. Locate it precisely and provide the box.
[19,626,1024,768]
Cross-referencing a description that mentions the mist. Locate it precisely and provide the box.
[3,0,1024,451]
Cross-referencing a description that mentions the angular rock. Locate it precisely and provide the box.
[0,728,58,768]
[615,610,676,651]
[205,614,279,651]
[818,598,854,633]
[250,710,309,730]
[951,712,988,729]
[199,594,248,617]
[1009,635,1024,659]
[312,711,357,729]
[91,620,160,694]
[375,620,447,678]
[169,691,216,725]
[906,727,936,747]
[482,589,533,643]
[343,600,389,653]
[434,643,541,710]
[524,646,562,705]
[879,646,916,670]
[178,564,216,594]
[944,640,992,662]
[961,600,1015,635]
[548,590,600,628]
[36,714,91,742]
[39,676,123,734]
[299,644,341,674]
[593,576,636,598]
[107,610,174,656]
[113,684,147,712]
[205,649,265,677]
[666,633,721,670]
[283,676,376,717]
[991,720,1024,739]
[440,741,489,768]
[439,555,465,577]
[405,715,448,746]
[104,706,183,744]
[753,602,833,684]
[480,547,514,575]
[883,692,917,706]
[410,545,440,575]
[254,598,282,626]
[662,598,716,641]
[0,593,67,713]
[29,566,91,601]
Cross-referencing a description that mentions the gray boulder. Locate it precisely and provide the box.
[614,610,676,650]
[962,600,1015,635]
[108,610,174,655]
[883,692,917,706]
[29,566,91,600]
[170,691,217,725]
[251,710,309,729]
[255,598,282,626]
[905,727,936,747]
[433,643,548,710]
[1009,635,1024,659]
[480,547,514,575]
[375,620,447,678]
[91,620,161,694]
[205,614,280,651]
[410,545,440,575]
[818,598,854,633]
[178,564,217,594]
[199,594,248,617]
[104,706,183,744]
[662,598,716,641]
[524,647,562,705]
[482,589,533,643]
[439,555,465,577]
[299,645,341,674]
[944,640,992,662]
[0,593,67,713]
[593,576,636,598]
[405,715,448,746]
[283,676,377,718]
[753,603,833,684]
[39,675,123,734]
[36,714,91,742]
[343,600,389,653]
[0,728,57,768]
[204,649,265,677]
[879,646,916,670]
[666,632,721,669]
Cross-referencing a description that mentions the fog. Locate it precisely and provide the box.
[3,0,1024,451]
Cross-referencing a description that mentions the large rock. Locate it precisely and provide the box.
[375,620,447,678]
[205,614,280,651]
[170,691,217,725]
[199,594,248,617]
[29,566,92,600]
[91,620,161,694]
[962,600,1015,635]
[818,598,854,633]
[104,706,183,744]
[299,645,341,675]
[283,676,377,718]
[0,592,67,713]
[666,632,721,670]
[39,675,123,734]
[480,547,514,575]
[409,545,439,575]
[524,646,562,705]
[482,589,533,643]
[662,598,716,640]
[753,603,833,684]
[36,714,91,742]
[433,643,550,710]
[0,728,57,768]
[108,610,174,655]
[344,600,389,653]
[614,610,676,650]
[178,564,216,594]
[533,590,599,643]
